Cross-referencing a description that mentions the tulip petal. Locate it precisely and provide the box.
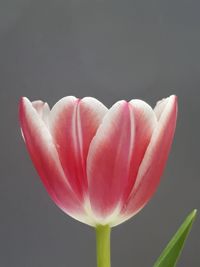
[49,96,108,202]
[19,97,85,219]
[87,101,135,218]
[154,97,169,120]
[122,95,177,220]
[32,100,50,125]
[122,100,157,202]
[87,99,157,222]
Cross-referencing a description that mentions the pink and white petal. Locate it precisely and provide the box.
[122,100,157,202]
[49,96,108,202]
[154,96,172,120]
[87,101,135,219]
[32,100,50,125]
[19,97,84,219]
[77,97,108,161]
[123,95,177,219]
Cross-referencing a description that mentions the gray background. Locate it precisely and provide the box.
[0,0,199,266]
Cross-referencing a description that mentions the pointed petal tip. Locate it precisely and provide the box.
[169,94,178,104]
[19,97,33,115]
[19,96,26,107]
[169,95,178,115]
[167,95,178,112]
[19,97,28,118]
[157,94,177,102]
[165,95,178,109]
[20,96,30,104]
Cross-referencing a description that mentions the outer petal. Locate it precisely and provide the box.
[121,95,177,223]
[122,100,157,202]
[87,101,134,219]
[49,96,108,202]
[19,97,85,222]
[87,99,157,223]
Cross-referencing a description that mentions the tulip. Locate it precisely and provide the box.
[19,95,177,267]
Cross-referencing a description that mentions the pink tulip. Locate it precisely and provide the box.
[19,95,177,227]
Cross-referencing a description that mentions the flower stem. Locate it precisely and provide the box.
[96,225,111,267]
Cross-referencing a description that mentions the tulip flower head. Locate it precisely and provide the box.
[19,95,177,227]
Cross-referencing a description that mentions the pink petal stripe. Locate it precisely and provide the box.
[49,96,108,201]
[19,97,83,216]
[87,101,135,218]
[123,95,177,218]
[122,100,157,202]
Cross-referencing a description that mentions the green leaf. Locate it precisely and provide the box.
[153,209,197,267]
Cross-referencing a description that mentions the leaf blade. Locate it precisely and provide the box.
[153,209,197,267]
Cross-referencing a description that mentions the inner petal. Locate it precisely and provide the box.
[49,96,107,201]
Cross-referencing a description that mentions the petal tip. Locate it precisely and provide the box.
[169,94,178,103]
[19,97,27,116]
[19,97,32,112]
[20,96,29,103]
[168,95,178,113]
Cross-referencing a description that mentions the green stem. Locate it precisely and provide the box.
[96,225,111,267]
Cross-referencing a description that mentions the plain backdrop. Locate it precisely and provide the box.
[0,0,199,266]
